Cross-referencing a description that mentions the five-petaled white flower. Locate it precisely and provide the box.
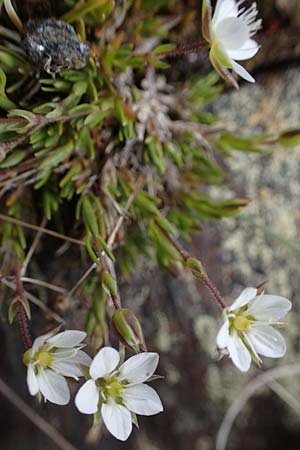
[75,347,163,441]
[217,287,292,372]
[202,0,262,86]
[23,328,91,405]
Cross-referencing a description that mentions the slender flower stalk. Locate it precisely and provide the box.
[155,222,226,309]
[15,262,32,349]
[158,41,209,59]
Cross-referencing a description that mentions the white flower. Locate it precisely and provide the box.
[202,0,262,86]
[75,347,163,441]
[23,328,91,405]
[217,287,292,372]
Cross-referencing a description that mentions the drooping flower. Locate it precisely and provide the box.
[75,347,163,441]
[23,328,91,405]
[217,287,292,372]
[202,0,262,87]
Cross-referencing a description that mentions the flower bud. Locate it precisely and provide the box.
[186,257,206,276]
[112,308,147,353]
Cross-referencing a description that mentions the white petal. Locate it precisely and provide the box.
[27,365,39,396]
[51,361,83,379]
[123,383,163,416]
[227,39,259,60]
[47,330,86,348]
[52,349,77,360]
[31,328,58,355]
[226,333,252,372]
[69,350,92,367]
[214,17,249,50]
[248,295,292,322]
[229,287,257,311]
[119,353,159,383]
[247,326,286,358]
[75,380,99,414]
[231,60,255,82]
[101,401,132,441]
[90,347,120,380]
[36,368,70,405]
[216,319,230,348]
[213,0,239,26]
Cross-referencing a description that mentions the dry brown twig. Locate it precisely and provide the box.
[0,377,78,450]
[216,364,300,450]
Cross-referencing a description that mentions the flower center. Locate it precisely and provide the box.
[233,314,250,332]
[34,348,53,367]
[23,347,54,367]
[100,378,123,400]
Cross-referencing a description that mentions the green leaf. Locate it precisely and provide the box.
[0,150,25,168]
[0,68,16,110]
[38,141,74,170]
[62,0,110,23]
[82,195,99,236]
[153,43,176,55]
[85,234,100,265]
[97,235,115,262]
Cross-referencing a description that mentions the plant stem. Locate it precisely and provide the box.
[1,277,64,324]
[110,293,120,311]
[15,261,32,349]
[92,236,120,311]
[0,214,84,246]
[195,271,226,310]
[159,41,209,58]
[0,112,90,156]
[0,377,79,450]
[3,0,23,31]
[156,222,226,309]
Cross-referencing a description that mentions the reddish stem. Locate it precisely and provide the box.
[156,222,226,310]
[0,112,90,156]
[15,262,32,349]
[110,294,120,311]
[159,41,209,58]
[196,272,226,310]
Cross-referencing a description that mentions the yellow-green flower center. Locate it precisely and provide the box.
[233,314,250,332]
[36,350,53,367]
[23,347,53,368]
[98,377,123,401]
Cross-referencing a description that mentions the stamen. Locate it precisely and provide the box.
[237,2,262,36]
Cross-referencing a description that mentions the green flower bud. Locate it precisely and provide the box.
[186,257,206,276]
[112,308,146,353]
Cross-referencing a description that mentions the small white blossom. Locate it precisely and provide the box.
[217,287,292,372]
[202,0,262,86]
[75,347,163,441]
[23,329,91,405]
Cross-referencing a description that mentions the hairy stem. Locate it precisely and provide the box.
[156,222,226,309]
[15,261,32,349]
[159,40,209,58]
